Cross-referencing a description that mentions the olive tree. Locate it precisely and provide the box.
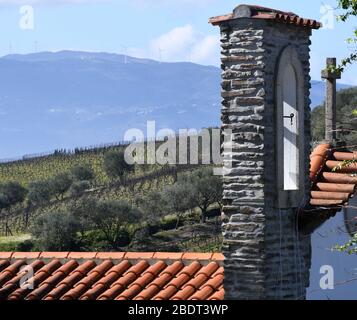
[69,180,91,198]
[162,183,195,229]
[87,199,142,250]
[180,168,222,223]
[135,191,167,224]
[71,165,95,182]
[103,150,134,183]
[0,182,27,236]
[31,211,81,251]
[49,172,73,200]
[28,180,52,206]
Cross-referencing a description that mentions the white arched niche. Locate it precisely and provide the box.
[276,46,306,209]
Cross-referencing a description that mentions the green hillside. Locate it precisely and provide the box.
[0,144,142,187]
[0,139,223,253]
[312,86,357,144]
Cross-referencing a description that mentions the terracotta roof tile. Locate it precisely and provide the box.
[208,287,224,300]
[39,252,70,259]
[98,260,149,300]
[161,261,184,277]
[8,259,61,300]
[191,286,215,300]
[309,143,357,208]
[0,260,10,272]
[115,262,167,300]
[310,199,344,206]
[0,260,26,287]
[171,285,196,300]
[26,260,78,300]
[79,260,131,300]
[94,252,125,260]
[316,182,355,194]
[209,4,321,29]
[322,172,357,184]
[190,270,224,301]
[182,253,213,261]
[152,252,184,261]
[0,260,44,299]
[0,253,224,300]
[202,272,224,291]
[311,191,350,201]
[44,260,96,300]
[0,253,14,260]
[333,152,357,161]
[133,261,185,300]
[124,252,155,260]
[196,262,220,277]
[326,160,357,172]
[11,252,41,260]
[153,284,178,300]
[310,143,331,182]
[67,252,98,260]
[61,260,114,300]
[211,253,224,261]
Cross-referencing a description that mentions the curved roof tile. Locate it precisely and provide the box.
[209,4,321,29]
[0,252,224,300]
[309,143,357,208]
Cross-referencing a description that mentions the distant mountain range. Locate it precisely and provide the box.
[0,51,353,159]
[310,80,351,109]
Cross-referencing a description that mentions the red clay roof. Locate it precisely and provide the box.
[310,143,357,207]
[209,4,321,29]
[0,252,224,301]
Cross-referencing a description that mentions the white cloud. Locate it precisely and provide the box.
[190,34,219,65]
[128,24,220,66]
[150,25,196,60]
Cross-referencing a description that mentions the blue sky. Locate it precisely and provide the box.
[0,0,356,84]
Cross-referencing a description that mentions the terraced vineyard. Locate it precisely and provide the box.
[2,165,194,235]
[0,143,131,187]
[0,136,222,254]
[0,141,207,234]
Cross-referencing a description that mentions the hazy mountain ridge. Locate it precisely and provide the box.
[0,51,352,158]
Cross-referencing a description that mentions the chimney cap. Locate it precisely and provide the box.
[209,4,321,29]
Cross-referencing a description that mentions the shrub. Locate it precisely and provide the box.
[0,182,28,236]
[135,191,167,224]
[0,182,27,207]
[71,165,94,182]
[28,180,52,205]
[162,183,195,229]
[69,180,91,198]
[179,167,222,222]
[103,150,134,182]
[31,211,81,251]
[16,239,35,251]
[88,199,142,250]
[49,172,73,199]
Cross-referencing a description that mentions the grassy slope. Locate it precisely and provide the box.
[0,234,31,251]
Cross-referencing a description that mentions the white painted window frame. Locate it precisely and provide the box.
[276,46,306,209]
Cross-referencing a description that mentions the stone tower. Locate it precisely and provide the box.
[210,5,321,299]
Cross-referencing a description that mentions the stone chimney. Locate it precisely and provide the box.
[210,5,321,299]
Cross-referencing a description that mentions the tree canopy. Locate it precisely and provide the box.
[311,87,357,144]
[103,150,134,182]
